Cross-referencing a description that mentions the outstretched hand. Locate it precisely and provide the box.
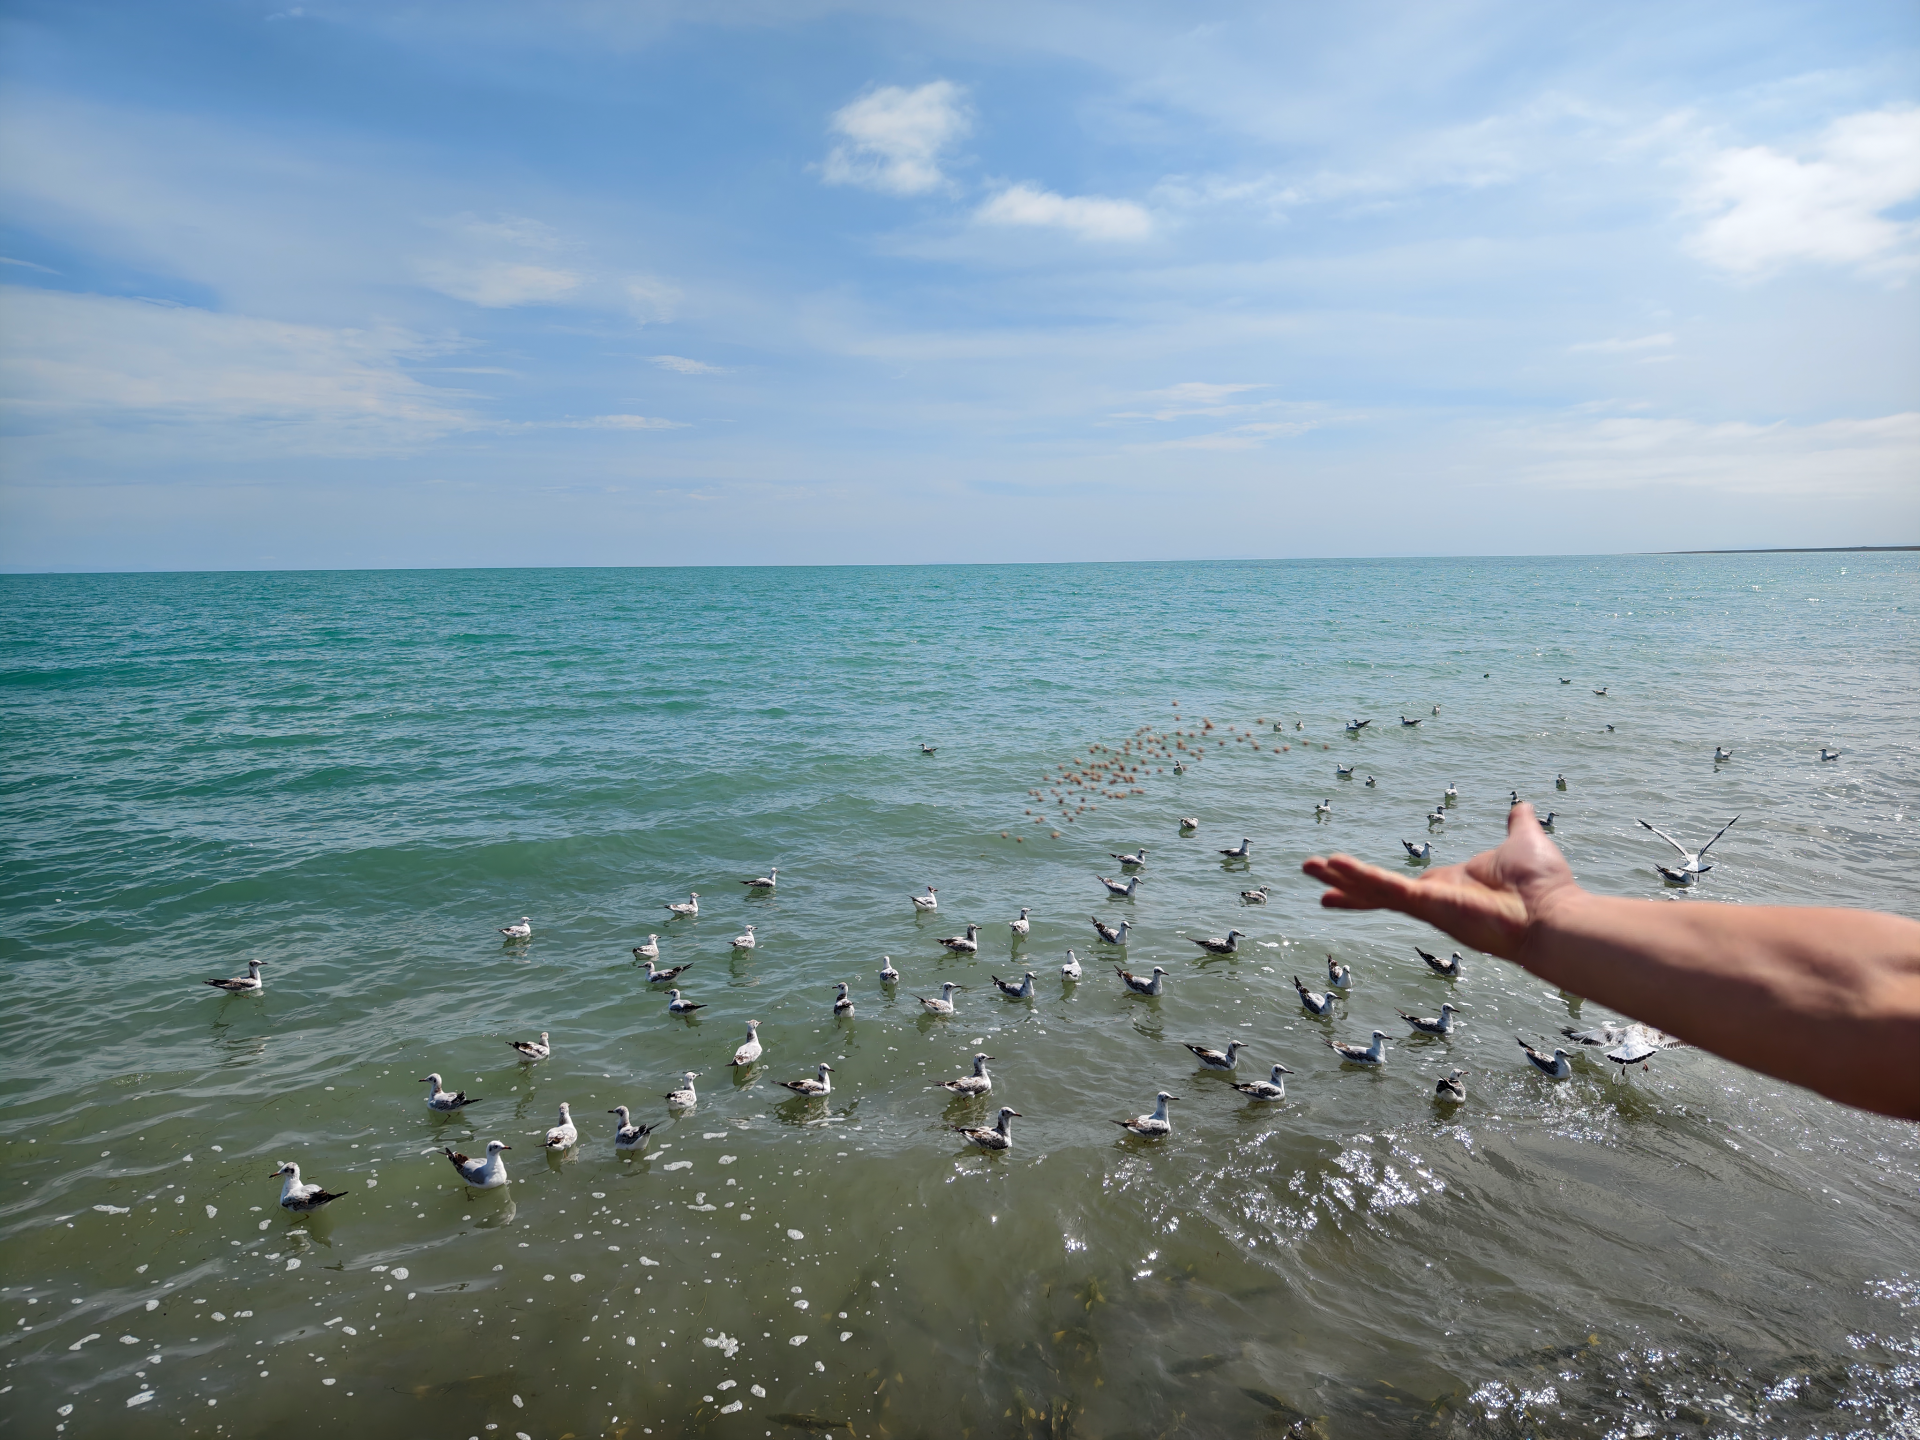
[1301,803,1579,961]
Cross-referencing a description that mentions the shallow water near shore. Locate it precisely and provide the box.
[2,553,1917,1439]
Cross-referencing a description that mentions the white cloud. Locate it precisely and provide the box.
[822,81,970,196]
[558,414,687,430]
[1113,381,1268,420]
[1688,107,1920,279]
[1146,417,1326,451]
[1569,333,1674,354]
[651,355,723,374]
[625,275,682,324]
[417,258,581,307]
[975,184,1153,241]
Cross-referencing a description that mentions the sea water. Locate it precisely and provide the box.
[1,554,1916,1438]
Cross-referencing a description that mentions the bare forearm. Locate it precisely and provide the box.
[1519,890,1920,1120]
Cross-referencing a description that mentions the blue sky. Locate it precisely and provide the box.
[1,0,1916,570]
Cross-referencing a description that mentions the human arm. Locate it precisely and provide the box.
[1301,804,1920,1121]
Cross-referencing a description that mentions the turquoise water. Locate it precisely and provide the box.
[2,555,1917,1439]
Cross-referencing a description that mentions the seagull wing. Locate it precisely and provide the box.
[1636,820,1691,857]
[1696,814,1739,857]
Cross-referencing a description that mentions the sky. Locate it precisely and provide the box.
[1,0,1916,571]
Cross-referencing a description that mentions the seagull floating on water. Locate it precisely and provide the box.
[936,1053,994,1096]
[911,886,940,912]
[608,1106,658,1151]
[779,1062,833,1098]
[632,935,661,961]
[1191,929,1246,956]
[1090,916,1132,945]
[1656,864,1698,887]
[1060,948,1082,980]
[920,743,937,755]
[1560,677,1572,685]
[879,954,899,984]
[1327,955,1352,989]
[1178,817,1199,831]
[955,1107,1019,1151]
[1508,790,1521,807]
[1427,808,1447,826]
[1009,907,1031,938]
[1346,718,1373,732]
[1398,1003,1463,1036]
[1232,1065,1294,1101]
[1240,885,1271,904]
[742,867,777,890]
[506,1031,551,1061]
[730,925,757,951]
[1328,1030,1389,1065]
[1713,747,1733,763]
[500,917,532,940]
[542,1102,578,1150]
[642,958,693,985]
[1114,964,1169,996]
[1637,815,1738,876]
[1555,774,1567,790]
[444,1140,511,1188]
[1335,763,1355,778]
[1537,811,1556,830]
[832,982,855,1018]
[666,988,706,1015]
[270,1162,345,1212]
[1097,874,1141,898]
[914,982,964,1015]
[938,923,981,954]
[728,1019,763,1067]
[1402,839,1432,861]
[991,970,1037,1000]
[1183,1040,1247,1072]
[1820,748,1841,761]
[1365,775,1377,787]
[1219,837,1253,859]
[1517,1037,1573,1079]
[422,1073,478,1110]
[1113,1092,1178,1137]
[204,960,265,994]
[1417,947,1463,978]
[1593,687,1608,696]
[1293,975,1340,1015]
[1314,800,1332,817]
[664,893,700,919]
[1110,848,1148,867]
[1434,1069,1467,1104]
[1443,784,1457,803]
[1400,715,1423,727]
[664,1072,699,1108]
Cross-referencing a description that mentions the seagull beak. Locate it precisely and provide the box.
[498,1145,511,1151]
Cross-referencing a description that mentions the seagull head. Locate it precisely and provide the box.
[269,1162,297,1179]
[609,1105,630,1119]
[421,1074,441,1087]
[486,1140,511,1153]
[1156,1091,1180,1102]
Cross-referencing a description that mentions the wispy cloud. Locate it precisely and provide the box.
[1687,107,1920,280]
[651,355,723,374]
[0,256,60,274]
[1112,381,1269,420]
[554,414,687,430]
[417,212,582,307]
[1569,333,1674,354]
[975,184,1152,241]
[821,81,970,196]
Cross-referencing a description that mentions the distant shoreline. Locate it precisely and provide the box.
[1651,545,1919,555]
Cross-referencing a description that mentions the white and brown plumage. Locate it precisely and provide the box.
[1402,839,1432,861]
[270,1162,346,1212]
[1240,885,1271,904]
[664,892,700,918]
[422,1073,478,1110]
[742,867,777,890]
[542,1102,578,1150]
[1416,947,1462,978]
[632,935,661,961]
[728,1019,763,1066]
[1110,848,1148,867]
[664,1071,698,1107]
[1113,1092,1178,1137]
[1335,763,1355,777]
[1400,715,1423,727]
[731,925,756,951]
[1183,1040,1246,1072]
[1090,916,1132,945]
[1561,1022,1685,1070]
[879,954,899,984]
[1518,1037,1573,1079]
[1327,1030,1389,1065]
[1327,955,1352,989]
[500,917,532,940]
[1232,1064,1294,1101]
[1637,815,1738,876]
[1096,874,1141,899]
[955,1106,1019,1151]
[608,1106,658,1150]
[445,1139,511,1188]
[914,981,964,1015]
[991,971,1037,1000]
[665,988,706,1015]
[1292,976,1339,1016]
[779,1062,834,1098]
[1399,1003,1463,1036]
[506,1031,551,1061]
[642,958,692,984]
[204,960,265,994]
[911,885,940,912]
[1114,964,1168,997]
[1191,929,1246,956]
[1434,1068,1467,1104]
[936,1053,993,1096]
[1218,837,1252,859]
[1010,907,1032,938]
[1314,799,1331,817]
[1178,816,1199,831]
[938,923,981,955]
[920,743,937,755]
[1060,948,1082,980]
[832,981,855,1018]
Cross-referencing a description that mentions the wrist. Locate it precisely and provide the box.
[1517,878,1588,977]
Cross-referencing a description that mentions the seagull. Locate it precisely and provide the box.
[1009,907,1032,938]
[444,1140,511,1188]
[1561,1023,1685,1070]
[1432,704,1441,715]
[1443,784,1457,803]
[879,954,900,984]
[499,917,532,940]
[1114,964,1169,996]
[204,960,265,994]
[641,958,693,985]
[1183,1040,1247,1072]
[913,982,964,1015]
[1402,839,1432,860]
[1426,808,1447,826]
[542,1102,578,1151]
[1400,716,1424,727]
[664,1072,699,1108]
[632,935,661,961]
[1293,975,1340,1015]
[954,1107,1019,1152]
[1416,947,1463,978]
[1518,1037,1573,1079]
[1178,817,1199,831]
[1231,1064,1294,1101]
[1240,885,1271,904]
[1555,774,1567,790]
[1604,724,1615,733]
[728,1019,763,1066]
[422,1073,478,1110]
[832,982,855,1018]
[1219,838,1252,859]
[1714,747,1733,762]
[1593,687,1608,696]
[1819,748,1841,761]
[1060,948,1082,980]
[1172,761,1186,774]
[1089,916,1132,945]
[1335,763,1355,778]
[269,1162,345,1212]
[991,971,1037,1000]
[1191,929,1246,956]
[1365,775,1377,787]
[1538,811,1556,830]
[1113,1091,1178,1136]
[665,988,706,1016]
[938,924,982,954]
[731,925,757,951]
[608,1106,658,1151]
[1327,956,1352,989]
[1508,790,1521,807]
[1637,815,1738,875]
[664,893,700,918]
[1434,1069,1467,1104]
[1111,848,1148,867]
[506,1031,551,1061]
[911,886,940,912]
[1560,677,1572,685]
[936,1053,994,1096]
[920,743,937,755]
[1346,719,1373,732]
[742,867,777,890]
[1097,874,1141,898]
[1398,1003,1463,1036]
[778,1062,833,1098]
[1656,864,1699,887]
[1328,1030,1389,1065]
[1314,800,1331,817]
